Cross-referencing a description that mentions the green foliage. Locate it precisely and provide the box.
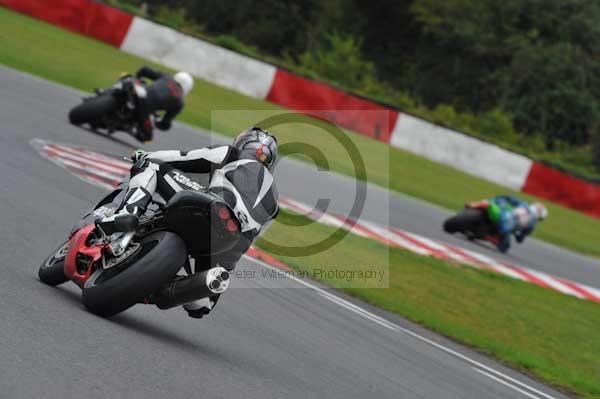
[213,35,259,56]
[297,33,376,90]
[153,6,186,29]
[186,0,324,56]
[593,133,600,169]
[105,0,144,15]
[502,43,600,145]
[409,0,600,167]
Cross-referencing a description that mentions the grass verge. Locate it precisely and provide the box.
[258,211,600,399]
[2,7,600,258]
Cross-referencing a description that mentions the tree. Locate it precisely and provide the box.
[409,0,600,149]
[501,43,600,145]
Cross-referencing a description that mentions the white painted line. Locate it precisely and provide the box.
[279,198,344,227]
[579,283,600,301]
[483,260,530,281]
[247,256,559,399]
[523,269,585,299]
[439,243,492,267]
[462,250,528,281]
[360,221,432,255]
[44,147,129,176]
[44,154,126,183]
[317,292,399,332]
[51,143,131,170]
[472,367,543,399]
[82,174,119,191]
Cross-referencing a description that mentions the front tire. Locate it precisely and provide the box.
[69,94,118,125]
[81,231,186,317]
[39,241,69,286]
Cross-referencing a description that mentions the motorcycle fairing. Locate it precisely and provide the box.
[64,224,108,288]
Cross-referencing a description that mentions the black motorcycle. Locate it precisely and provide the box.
[38,172,244,318]
[443,201,499,243]
[68,76,151,140]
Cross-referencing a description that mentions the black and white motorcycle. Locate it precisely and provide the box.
[38,173,242,317]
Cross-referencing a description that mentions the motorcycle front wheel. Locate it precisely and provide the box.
[38,241,70,286]
[82,231,187,317]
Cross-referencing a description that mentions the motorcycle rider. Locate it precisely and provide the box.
[486,195,548,252]
[98,127,279,318]
[125,65,194,142]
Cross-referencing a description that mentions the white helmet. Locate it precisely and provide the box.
[173,71,194,96]
[531,202,548,221]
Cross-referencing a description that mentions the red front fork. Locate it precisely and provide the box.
[64,224,108,288]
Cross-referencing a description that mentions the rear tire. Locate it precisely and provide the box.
[39,241,69,286]
[443,208,488,234]
[81,231,186,317]
[69,94,118,125]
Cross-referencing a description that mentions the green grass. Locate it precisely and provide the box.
[258,211,600,399]
[2,7,600,258]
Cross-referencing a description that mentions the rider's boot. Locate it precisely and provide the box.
[135,118,154,143]
[183,295,220,319]
[96,186,151,235]
[152,267,229,318]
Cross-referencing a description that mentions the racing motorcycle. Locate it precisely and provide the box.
[38,172,242,317]
[68,76,151,139]
[443,201,500,244]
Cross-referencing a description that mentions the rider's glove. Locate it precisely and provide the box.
[184,295,220,319]
[515,231,526,243]
[156,119,171,131]
[497,234,511,253]
[131,149,148,163]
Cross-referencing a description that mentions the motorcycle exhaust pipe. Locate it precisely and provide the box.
[154,267,230,310]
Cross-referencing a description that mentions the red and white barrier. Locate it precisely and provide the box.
[390,114,533,190]
[5,0,600,218]
[31,138,600,304]
[523,163,600,218]
[121,18,277,99]
[266,69,398,141]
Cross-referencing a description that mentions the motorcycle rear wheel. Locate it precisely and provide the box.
[82,231,186,317]
[68,94,119,126]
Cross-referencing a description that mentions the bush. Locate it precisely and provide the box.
[297,32,377,92]
[593,132,600,168]
[213,35,260,57]
[154,6,186,30]
[501,43,600,146]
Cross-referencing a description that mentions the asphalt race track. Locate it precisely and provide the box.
[0,66,581,398]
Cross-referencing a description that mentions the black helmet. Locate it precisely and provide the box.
[233,127,278,170]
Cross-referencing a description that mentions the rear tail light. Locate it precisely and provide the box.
[226,219,238,232]
[215,204,239,233]
[218,206,230,220]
